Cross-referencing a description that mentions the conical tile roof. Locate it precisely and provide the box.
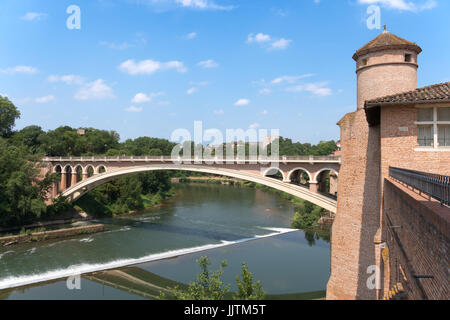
[353,30,422,61]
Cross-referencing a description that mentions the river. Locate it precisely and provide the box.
[0,183,330,300]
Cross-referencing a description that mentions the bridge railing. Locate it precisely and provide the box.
[41,155,341,163]
[389,166,450,206]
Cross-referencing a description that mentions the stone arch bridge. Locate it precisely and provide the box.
[41,156,341,213]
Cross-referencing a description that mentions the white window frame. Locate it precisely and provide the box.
[414,105,450,151]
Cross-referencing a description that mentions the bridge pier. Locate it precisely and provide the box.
[60,172,67,191]
[52,183,58,198]
[309,182,318,193]
[71,173,77,186]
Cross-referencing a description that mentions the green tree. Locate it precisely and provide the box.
[0,138,56,227]
[0,96,20,138]
[163,256,230,300]
[161,256,266,300]
[234,263,266,300]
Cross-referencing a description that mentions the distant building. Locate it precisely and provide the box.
[76,129,85,135]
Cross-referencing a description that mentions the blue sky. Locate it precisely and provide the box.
[0,0,449,144]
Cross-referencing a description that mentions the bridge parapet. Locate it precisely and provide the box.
[42,155,341,164]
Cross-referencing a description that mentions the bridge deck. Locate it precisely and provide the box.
[42,156,341,164]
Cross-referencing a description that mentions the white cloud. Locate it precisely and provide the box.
[213,109,224,115]
[186,32,197,39]
[132,93,150,103]
[175,0,234,10]
[187,87,198,95]
[286,82,332,96]
[131,92,164,103]
[0,66,37,75]
[262,110,269,115]
[125,106,143,112]
[35,95,55,103]
[119,59,187,75]
[74,79,115,100]
[234,99,250,106]
[197,59,219,68]
[48,74,85,85]
[270,38,292,50]
[247,33,292,51]
[357,0,437,12]
[249,123,260,129]
[271,74,314,84]
[247,33,272,43]
[21,12,47,21]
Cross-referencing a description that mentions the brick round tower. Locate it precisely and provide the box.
[326,30,422,300]
[354,28,422,110]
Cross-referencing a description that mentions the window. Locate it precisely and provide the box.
[418,125,433,146]
[438,125,450,147]
[405,54,412,62]
[362,59,368,66]
[416,106,450,149]
[418,108,433,121]
[438,107,450,121]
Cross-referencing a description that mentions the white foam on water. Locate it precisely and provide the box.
[0,227,297,290]
[0,251,15,260]
[26,248,36,255]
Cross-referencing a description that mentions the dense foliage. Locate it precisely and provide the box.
[268,137,338,156]
[291,200,327,229]
[0,97,56,227]
[75,171,172,215]
[161,256,266,300]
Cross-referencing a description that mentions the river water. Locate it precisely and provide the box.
[0,184,330,300]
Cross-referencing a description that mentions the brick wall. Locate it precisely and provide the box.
[383,179,449,300]
[380,103,450,178]
[326,109,381,300]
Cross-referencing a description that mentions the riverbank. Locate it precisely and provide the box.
[0,224,105,247]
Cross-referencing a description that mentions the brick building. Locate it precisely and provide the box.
[326,29,449,300]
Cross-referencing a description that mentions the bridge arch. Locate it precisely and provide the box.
[53,164,62,173]
[287,167,312,182]
[86,165,95,177]
[74,165,83,183]
[96,165,107,174]
[313,167,339,183]
[60,164,337,213]
[262,167,286,181]
[62,164,72,174]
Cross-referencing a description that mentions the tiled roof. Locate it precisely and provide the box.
[365,82,450,107]
[353,30,422,61]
